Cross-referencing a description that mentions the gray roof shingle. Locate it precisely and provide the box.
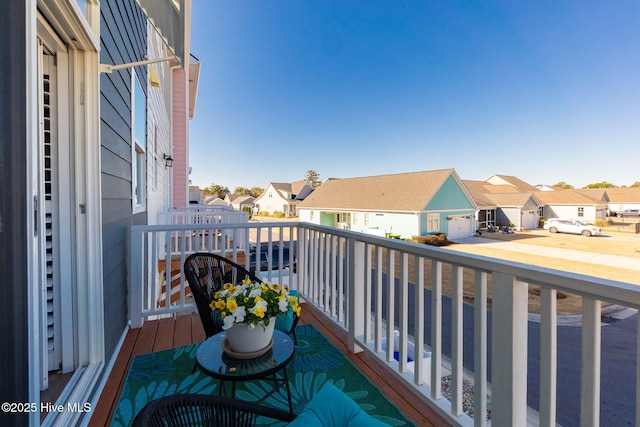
[298,169,457,212]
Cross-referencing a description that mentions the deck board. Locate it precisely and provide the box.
[89,309,451,426]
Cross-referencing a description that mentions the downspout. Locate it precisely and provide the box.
[169,63,180,210]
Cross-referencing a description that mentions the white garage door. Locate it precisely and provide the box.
[448,216,473,239]
[522,211,537,229]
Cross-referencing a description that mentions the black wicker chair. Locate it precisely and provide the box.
[132,394,296,427]
[184,253,262,338]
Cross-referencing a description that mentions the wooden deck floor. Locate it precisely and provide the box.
[89,305,451,427]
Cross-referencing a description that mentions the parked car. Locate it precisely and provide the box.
[543,218,602,237]
[616,209,640,217]
[249,244,293,272]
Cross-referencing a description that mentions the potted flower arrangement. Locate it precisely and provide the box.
[210,279,301,354]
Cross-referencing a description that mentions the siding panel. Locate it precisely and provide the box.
[100,0,147,360]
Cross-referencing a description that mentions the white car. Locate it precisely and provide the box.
[543,218,602,237]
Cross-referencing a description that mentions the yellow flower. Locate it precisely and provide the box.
[242,278,252,285]
[226,298,238,313]
[223,282,234,290]
[290,300,301,316]
[269,283,281,292]
[214,291,222,299]
[253,305,265,318]
[214,300,226,310]
[244,297,249,303]
[260,283,269,292]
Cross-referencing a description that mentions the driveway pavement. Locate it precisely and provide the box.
[450,236,640,271]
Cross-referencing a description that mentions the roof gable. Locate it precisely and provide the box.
[485,174,537,191]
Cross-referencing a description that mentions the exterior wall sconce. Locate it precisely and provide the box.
[164,154,173,168]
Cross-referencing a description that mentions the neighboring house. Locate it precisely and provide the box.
[203,196,229,206]
[464,180,542,230]
[0,1,193,425]
[485,174,539,191]
[488,193,541,230]
[254,181,314,216]
[297,169,477,239]
[172,54,201,208]
[575,188,611,215]
[189,185,203,204]
[535,184,559,191]
[225,194,256,211]
[604,187,640,215]
[486,175,606,224]
[534,189,607,223]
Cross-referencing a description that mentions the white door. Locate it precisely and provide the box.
[37,37,75,390]
[447,216,473,239]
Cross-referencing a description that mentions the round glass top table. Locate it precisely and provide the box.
[196,329,295,413]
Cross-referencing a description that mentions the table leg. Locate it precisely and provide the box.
[282,367,293,413]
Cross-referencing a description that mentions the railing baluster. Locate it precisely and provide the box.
[319,231,324,309]
[431,260,443,400]
[327,233,332,310]
[581,297,601,427]
[414,255,425,386]
[337,237,345,323]
[365,242,372,344]
[330,235,337,319]
[451,265,464,416]
[310,231,317,304]
[375,245,383,353]
[398,252,409,373]
[474,271,488,427]
[540,287,557,427]
[386,249,395,363]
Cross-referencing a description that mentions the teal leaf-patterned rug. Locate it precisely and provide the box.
[111,324,415,426]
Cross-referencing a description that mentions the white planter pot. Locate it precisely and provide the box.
[225,318,275,354]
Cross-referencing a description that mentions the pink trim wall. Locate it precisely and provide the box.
[172,67,188,208]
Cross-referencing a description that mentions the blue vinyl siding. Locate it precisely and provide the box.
[100,0,147,360]
[425,175,474,211]
[420,175,475,236]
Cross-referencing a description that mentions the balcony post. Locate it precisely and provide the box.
[347,238,365,353]
[491,272,528,426]
[129,227,143,328]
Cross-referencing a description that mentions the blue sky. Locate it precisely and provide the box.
[188,1,639,190]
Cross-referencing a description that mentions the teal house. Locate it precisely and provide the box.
[297,169,477,239]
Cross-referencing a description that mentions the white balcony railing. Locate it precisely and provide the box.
[129,221,640,426]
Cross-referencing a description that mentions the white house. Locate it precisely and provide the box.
[254,181,314,216]
[605,187,640,215]
[534,189,607,223]
[225,194,256,211]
